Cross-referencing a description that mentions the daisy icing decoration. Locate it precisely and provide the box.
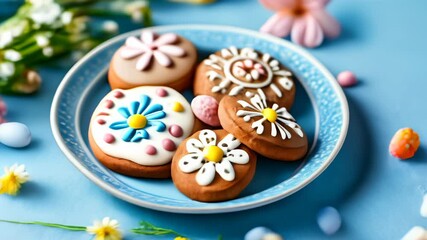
[86,217,122,240]
[259,0,341,48]
[237,89,304,139]
[109,94,166,142]
[0,163,29,196]
[178,130,250,186]
[120,31,186,71]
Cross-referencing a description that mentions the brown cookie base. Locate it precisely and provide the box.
[218,95,308,161]
[88,127,171,178]
[171,129,257,202]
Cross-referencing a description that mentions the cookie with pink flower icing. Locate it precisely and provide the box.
[171,129,257,202]
[88,86,197,178]
[194,46,296,109]
[108,31,197,91]
[218,89,308,161]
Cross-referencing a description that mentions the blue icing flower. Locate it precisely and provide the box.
[109,95,166,142]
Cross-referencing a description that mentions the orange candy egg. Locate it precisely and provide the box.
[389,128,420,160]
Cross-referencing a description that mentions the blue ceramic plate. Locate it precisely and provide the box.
[51,25,349,214]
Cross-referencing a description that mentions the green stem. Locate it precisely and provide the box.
[0,219,87,231]
[132,221,183,236]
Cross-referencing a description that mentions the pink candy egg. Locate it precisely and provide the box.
[337,71,357,87]
[191,95,221,127]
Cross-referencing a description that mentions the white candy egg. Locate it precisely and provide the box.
[0,122,31,148]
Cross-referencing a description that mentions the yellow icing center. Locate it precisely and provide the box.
[172,102,184,112]
[262,108,277,123]
[203,145,224,163]
[128,114,147,129]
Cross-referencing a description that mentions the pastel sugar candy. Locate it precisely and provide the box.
[245,227,272,240]
[245,227,283,240]
[0,122,32,148]
[420,194,427,217]
[389,128,420,159]
[317,206,342,235]
[337,71,357,87]
[191,95,220,127]
[402,226,427,240]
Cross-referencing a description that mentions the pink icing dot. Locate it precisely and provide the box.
[97,119,106,125]
[113,91,124,98]
[337,71,358,87]
[169,125,183,138]
[156,88,168,97]
[162,138,176,151]
[145,145,157,155]
[105,100,114,109]
[104,134,115,144]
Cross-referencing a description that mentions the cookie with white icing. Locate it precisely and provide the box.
[194,46,296,109]
[108,31,197,91]
[218,89,308,161]
[171,129,257,202]
[88,86,196,178]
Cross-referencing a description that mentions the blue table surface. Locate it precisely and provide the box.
[2,0,427,239]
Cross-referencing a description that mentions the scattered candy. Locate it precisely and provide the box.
[402,226,427,240]
[191,95,220,127]
[337,71,357,87]
[0,122,31,148]
[262,233,283,240]
[244,227,283,240]
[317,206,342,235]
[245,227,272,240]
[389,128,420,160]
[420,194,427,218]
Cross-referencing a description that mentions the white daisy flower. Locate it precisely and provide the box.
[0,62,15,78]
[4,50,22,62]
[0,164,29,195]
[86,217,122,240]
[29,1,62,25]
[0,31,13,49]
[237,89,303,140]
[179,130,250,186]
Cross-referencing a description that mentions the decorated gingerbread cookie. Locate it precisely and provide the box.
[194,46,296,109]
[88,86,196,178]
[171,129,257,202]
[108,31,197,91]
[218,89,308,161]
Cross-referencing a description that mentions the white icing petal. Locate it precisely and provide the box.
[186,138,204,154]
[125,36,147,50]
[229,46,238,56]
[278,77,294,90]
[141,31,154,44]
[207,71,223,81]
[136,52,153,71]
[153,50,172,67]
[250,94,265,111]
[275,70,292,77]
[276,107,295,120]
[215,159,235,181]
[271,122,277,137]
[153,33,178,46]
[179,153,204,173]
[199,129,217,146]
[262,53,271,63]
[252,117,266,134]
[225,149,249,164]
[158,45,185,57]
[237,100,258,111]
[120,47,145,59]
[270,83,282,97]
[251,69,260,80]
[196,162,216,186]
[229,85,244,96]
[221,48,232,58]
[217,134,241,153]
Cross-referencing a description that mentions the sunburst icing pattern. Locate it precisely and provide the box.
[236,89,303,140]
[204,46,294,97]
[109,95,166,142]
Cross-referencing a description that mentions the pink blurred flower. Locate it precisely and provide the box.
[259,0,341,48]
[0,97,7,123]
